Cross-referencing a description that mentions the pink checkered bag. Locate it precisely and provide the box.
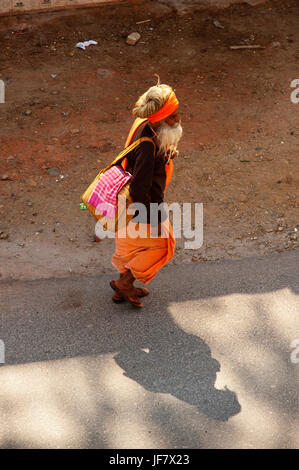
[81,137,155,232]
[88,165,132,218]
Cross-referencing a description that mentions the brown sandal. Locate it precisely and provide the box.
[110,280,143,308]
[112,287,149,303]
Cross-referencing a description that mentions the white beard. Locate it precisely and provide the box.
[156,122,183,156]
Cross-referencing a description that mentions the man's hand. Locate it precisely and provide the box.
[165,149,179,164]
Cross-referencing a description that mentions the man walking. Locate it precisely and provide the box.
[110,79,183,307]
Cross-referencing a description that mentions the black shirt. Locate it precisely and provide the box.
[124,121,167,225]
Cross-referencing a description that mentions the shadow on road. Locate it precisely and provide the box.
[0,250,298,446]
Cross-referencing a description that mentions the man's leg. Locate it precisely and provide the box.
[110,269,144,308]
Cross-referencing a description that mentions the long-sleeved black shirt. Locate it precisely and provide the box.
[124,121,168,225]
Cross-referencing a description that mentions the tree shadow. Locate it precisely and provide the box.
[1,249,298,446]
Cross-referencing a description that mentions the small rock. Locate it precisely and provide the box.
[271,41,281,48]
[71,129,80,135]
[213,19,225,29]
[47,168,59,176]
[27,201,33,207]
[1,174,11,181]
[0,232,9,240]
[126,32,141,46]
[23,109,32,116]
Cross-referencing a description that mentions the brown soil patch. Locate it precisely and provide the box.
[0,0,298,280]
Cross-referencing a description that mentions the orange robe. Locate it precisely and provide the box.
[111,119,176,284]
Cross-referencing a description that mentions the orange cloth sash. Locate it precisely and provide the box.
[148,90,179,123]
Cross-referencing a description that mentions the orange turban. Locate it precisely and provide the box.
[148,90,179,123]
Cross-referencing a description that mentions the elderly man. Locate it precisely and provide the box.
[110,79,183,307]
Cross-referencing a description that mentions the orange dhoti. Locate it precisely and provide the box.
[112,219,176,285]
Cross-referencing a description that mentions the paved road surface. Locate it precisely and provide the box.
[0,250,298,448]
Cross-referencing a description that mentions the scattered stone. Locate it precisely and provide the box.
[213,19,225,29]
[23,109,32,116]
[71,129,80,135]
[126,32,141,46]
[51,90,58,95]
[27,201,33,207]
[0,232,9,240]
[271,41,281,48]
[47,168,59,176]
[1,174,11,181]
[288,226,299,241]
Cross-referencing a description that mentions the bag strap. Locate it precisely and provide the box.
[99,137,156,176]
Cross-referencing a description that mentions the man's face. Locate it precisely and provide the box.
[164,109,180,127]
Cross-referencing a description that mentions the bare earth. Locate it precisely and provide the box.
[0,0,298,281]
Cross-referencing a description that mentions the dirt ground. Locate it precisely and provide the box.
[0,0,298,281]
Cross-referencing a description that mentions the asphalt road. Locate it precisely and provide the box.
[0,250,298,448]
